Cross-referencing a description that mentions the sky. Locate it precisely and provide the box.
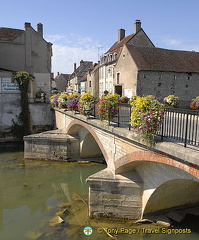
[1,0,199,75]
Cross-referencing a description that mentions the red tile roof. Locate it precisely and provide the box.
[126,45,199,72]
[0,27,24,40]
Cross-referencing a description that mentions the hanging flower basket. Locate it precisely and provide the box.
[78,92,95,117]
[130,95,164,146]
[66,94,80,111]
[190,96,199,110]
[97,94,119,124]
[163,95,179,108]
[50,94,60,108]
[58,94,68,108]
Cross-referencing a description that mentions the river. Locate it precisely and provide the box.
[0,143,198,240]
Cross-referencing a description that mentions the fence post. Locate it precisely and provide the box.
[184,112,189,147]
[129,104,131,130]
[161,111,165,140]
[117,106,120,127]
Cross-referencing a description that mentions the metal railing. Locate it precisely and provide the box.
[88,103,199,148]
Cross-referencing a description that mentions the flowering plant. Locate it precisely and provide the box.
[66,94,80,111]
[119,96,129,103]
[163,95,179,107]
[130,95,164,146]
[58,94,68,108]
[50,94,60,107]
[190,96,199,110]
[78,92,95,117]
[97,94,119,124]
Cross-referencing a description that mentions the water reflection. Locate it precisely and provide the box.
[0,149,198,240]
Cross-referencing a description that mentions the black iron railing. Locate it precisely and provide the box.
[89,103,199,148]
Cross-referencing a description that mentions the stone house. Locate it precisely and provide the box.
[114,44,199,107]
[0,22,53,139]
[99,20,154,97]
[86,63,99,98]
[68,60,93,94]
[53,73,70,92]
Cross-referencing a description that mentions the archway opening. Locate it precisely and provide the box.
[143,179,199,216]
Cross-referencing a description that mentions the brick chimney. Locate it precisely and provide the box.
[134,20,141,34]
[37,23,43,37]
[118,29,125,42]
[74,63,76,72]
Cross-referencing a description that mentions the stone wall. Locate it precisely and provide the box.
[87,168,143,219]
[24,130,79,161]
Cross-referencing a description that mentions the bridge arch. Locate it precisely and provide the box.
[115,150,199,178]
[66,119,108,163]
[143,179,199,216]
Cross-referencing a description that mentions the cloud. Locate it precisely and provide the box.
[45,33,105,75]
[160,35,199,52]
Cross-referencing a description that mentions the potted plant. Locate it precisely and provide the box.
[97,94,119,124]
[58,94,68,108]
[50,94,60,108]
[66,94,80,111]
[78,92,95,117]
[163,95,179,108]
[130,95,164,146]
[190,96,199,110]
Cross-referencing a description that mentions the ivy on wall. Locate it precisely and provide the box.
[12,71,31,139]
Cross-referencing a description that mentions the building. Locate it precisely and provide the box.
[99,20,154,97]
[114,44,199,107]
[53,73,71,92]
[68,60,93,94]
[0,22,53,139]
[86,63,99,98]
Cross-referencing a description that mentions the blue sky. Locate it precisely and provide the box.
[1,0,199,75]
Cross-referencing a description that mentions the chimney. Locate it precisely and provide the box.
[80,60,84,68]
[134,20,141,34]
[57,72,60,76]
[37,23,43,37]
[24,22,31,30]
[118,29,125,42]
[74,63,76,72]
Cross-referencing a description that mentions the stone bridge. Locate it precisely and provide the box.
[24,109,199,221]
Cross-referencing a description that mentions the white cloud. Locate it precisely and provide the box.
[160,35,199,52]
[45,34,105,75]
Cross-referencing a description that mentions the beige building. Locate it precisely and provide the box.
[114,44,199,107]
[0,22,52,101]
[0,23,53,139]
[53,73,70,92]
[99,20,154,97]
[86,63,99,97]
[68,60,93,94]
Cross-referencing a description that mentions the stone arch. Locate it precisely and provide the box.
[115,150,199,178]
[143,179,199,216]
[66,119,108,163]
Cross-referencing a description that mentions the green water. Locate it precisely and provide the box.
[0,147,198,240]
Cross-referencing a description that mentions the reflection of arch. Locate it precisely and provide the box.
[66,119,108,163]
[115,150,198,178]
[143,179,199,215]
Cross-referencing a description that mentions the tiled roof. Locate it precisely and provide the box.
[0,27,24,40]
[106,33,135,54]
[126,45,199,72]
[55,74,70,81]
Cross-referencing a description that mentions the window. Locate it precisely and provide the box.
[89,81,91,87]
[117,73,120,84]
